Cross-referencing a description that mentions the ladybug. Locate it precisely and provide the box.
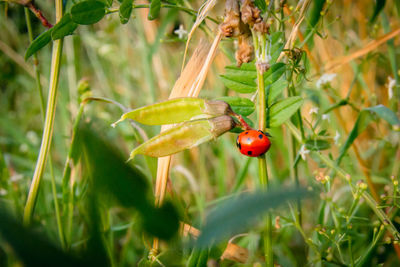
[236,130,271,157]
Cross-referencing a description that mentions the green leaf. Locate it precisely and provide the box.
[51,13,78,40]
[0,150,8,184]
[265,62,286,84]
[0,204,95,266]
[337,105,400,164]
[254,0,267,13]
[267,77,288,102]
[370,0,386,23]
[305,139,331,151]
[196,188,310,247]
[119,0,133,24]
[148,0,161,20]
[305,0,326,46]
[225,63,257,81]
[80,126,180,240]
[216,96,255,116]
[25,29,53,60]
[269,32,285,63]
[71,0,106,25]
[187,248,209,267]
[269,96,303,127]
[220,75,257,93]
[365,105,400,126]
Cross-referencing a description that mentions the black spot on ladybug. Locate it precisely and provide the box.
[245,131,249,134]
[258,134,263,139]
[247,151,252,155]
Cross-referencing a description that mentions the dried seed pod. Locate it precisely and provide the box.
[128,115,236,159]
[113,98,232,126]
[220,0,241,37]
[241,0,261,27]
[235,34,253,66]
[253,21,270,34]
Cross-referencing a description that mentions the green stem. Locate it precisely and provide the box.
[285,121,400,241]
[24,8,45,116]
[24,6,65,248]
[61,103,85,248]
[286,68,303,225]
[253,30,273,267]
[23,0,64,230]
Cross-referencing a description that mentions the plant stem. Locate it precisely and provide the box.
[61,103,85,249]
[253,30,273,267]
[24,6,65,248]
[24,0,64,231]
[285,121,400,241]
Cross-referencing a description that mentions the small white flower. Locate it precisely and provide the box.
[26,130,39,145]
[316,73,337,88]
[334,131,340,145]
[299,145,310,160]
[0,188,6,196]
[309,107,319,115]
[174,24,187,39]
[322,114,330,122]
[10,174,23,182]
[19,143,29,153]
[388,76,395,99]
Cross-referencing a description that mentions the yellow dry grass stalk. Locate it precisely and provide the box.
[182,0,218,71]
[151,32,222,257]
[324,27,400,72]
[277,0,311,62]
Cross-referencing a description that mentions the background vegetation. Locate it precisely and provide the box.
[0,0,399,266]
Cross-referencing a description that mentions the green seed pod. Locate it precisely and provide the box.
[129,115,236,159]
[113,98,232,126]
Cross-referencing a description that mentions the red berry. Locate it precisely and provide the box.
[236,130,271,157]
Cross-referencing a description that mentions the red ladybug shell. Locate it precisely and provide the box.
[236,130,271,157]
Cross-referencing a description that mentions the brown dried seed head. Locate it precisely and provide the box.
[210,115,237,137]
[241,0,261,26]
[235,35,253,66]
[253,21,270,34]
[220,11,241,37]
[221,0,241,37]
[204,100,233,116]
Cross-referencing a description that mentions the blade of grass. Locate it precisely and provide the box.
[23,4,65,249]
[23,0,64,235]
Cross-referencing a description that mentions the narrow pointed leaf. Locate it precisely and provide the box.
[71,0,106,25]
[337,104,400,164]
[25,29,53,60]
[220,75,257,93]
[216,96,255,116]
[267,78,288,103]
[265,62,286,84]
[269,96,303,127]
[119,0,133,24]
[197,188,310,247]
[148,0,161,20]
[51,13,78,40]
[80,126,180,240]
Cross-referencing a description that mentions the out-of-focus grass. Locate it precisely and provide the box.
[0,0,399,266]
